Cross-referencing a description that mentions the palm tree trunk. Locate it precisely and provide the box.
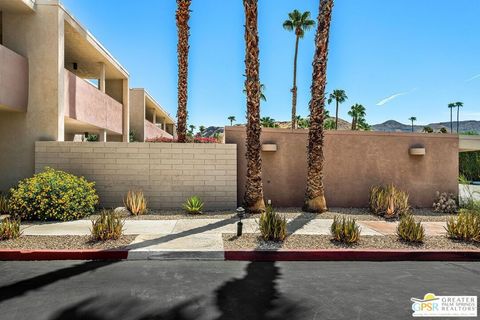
[304,0,333,213]
[335,100,339,130]
[230,120,233,126]
[450,108,453,133]
[291,36,300,130]
[411,121,414,132]
[175,0,191,143]
[243,0,265,213]
[456,107,460,133]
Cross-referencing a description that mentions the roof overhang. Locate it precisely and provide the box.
[0,0,35,13]
[132,88,175,124]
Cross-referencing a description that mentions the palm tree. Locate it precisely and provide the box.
[175,0,191,143]
[408,116,417,132]
[188,124,196,135]
[228,116,236,126]
[198,125,206,136]
[283,10,315,130]
[448,103,456,133]
[455,101,463,133]
[304,0,333,213]
[243,0,265,213]
[260,116,277,128]
[327,89,347,130]
[243,83,266,101]
[347,104,366,130]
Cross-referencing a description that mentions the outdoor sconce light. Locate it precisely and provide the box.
[236,207,245,237]
[73,62,78,70]
[261,144,277,152]
[409,147,426,156]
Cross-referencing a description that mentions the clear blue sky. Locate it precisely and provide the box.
[62,0,480,127]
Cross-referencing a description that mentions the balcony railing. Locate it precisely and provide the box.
[145,119,173,140]
[0,44,28,112]
[64,69,123,134]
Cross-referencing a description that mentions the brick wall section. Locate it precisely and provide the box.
[35,142,237,210]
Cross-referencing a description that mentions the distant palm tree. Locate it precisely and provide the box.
[455,101,463,133]
[283,10,315,130]
[188,124,196,135]
[324,118,336,130]
[347,104,366,130]
[260,116,277,128]
[243,83,266,102]
[175,0,192,143]
[304,0,333,213]
[327,89,348,130]
[243,0,265,213]
[296,115,310,129]
[408,116,417,132]
[228,116,236,126]
[448,103,456,133]
[199,125,206,136]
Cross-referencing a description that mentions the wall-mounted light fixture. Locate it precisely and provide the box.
[261,144,277,152]
[73,62,78,70]
[409,147,426,156]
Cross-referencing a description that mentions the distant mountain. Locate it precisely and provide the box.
[372,120,480,133]
[202,126,224,137]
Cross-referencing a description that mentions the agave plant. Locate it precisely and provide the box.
[0,217,21,240]
[124,190,148,216]
[258,205,287,241]
[91,210,124,241]
[397,214,424,243]
[445,211,480,242]
[183,196,204,214]
[330,216,360,244]
[369,184,410,219]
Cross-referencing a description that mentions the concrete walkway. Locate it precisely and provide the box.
[19,218,448,260]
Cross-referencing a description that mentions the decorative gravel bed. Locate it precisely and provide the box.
[83,207,454,222]
[223,234,480,251]
[0,235,136,250]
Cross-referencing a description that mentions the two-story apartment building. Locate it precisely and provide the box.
[0,0,175,190]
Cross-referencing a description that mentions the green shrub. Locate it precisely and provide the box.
[9,167,98,221]
[259,206,287,241]
[0,218,21,240]
[183,196,204,214]
[459,151,480,182]
[432,191,458,214]
[397,214,425,243]
[330,216,361,244]
[124,190,147,216]
[369,184,410,219]
[0,192,9,214]
[91,210,124,241]
[445,211,480,242]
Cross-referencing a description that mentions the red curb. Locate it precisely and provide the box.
[224,249,480,261]
[0,249,129,261]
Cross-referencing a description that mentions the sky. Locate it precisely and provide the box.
[62,0,480,128]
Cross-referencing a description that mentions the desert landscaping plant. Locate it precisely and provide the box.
[124,190,148,216]
[432,191,458,214]
[369,184,410,219]
[258,206,287,241]
[9,167,98,221]
[0,217,21,240]
[397,214,425,243]
[0,192,9,214]
[91,210,124,241]
[445,211,480,242]
[183,196,204,214]
[330,216,360,244]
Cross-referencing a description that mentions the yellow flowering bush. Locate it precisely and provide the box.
[9,167,98,221]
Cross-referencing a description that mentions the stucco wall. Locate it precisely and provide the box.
[35,142,237,210]
[129,89,146,141]
[145,120,173,140]
[0,44,28,112]
[225,127,459,208]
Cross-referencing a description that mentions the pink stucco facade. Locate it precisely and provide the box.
[64,70,123,134]
[0,44,28,112]
[144,119,173,140]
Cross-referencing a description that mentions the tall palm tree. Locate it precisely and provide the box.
[243,83,266,101]
[327,89,347,130]
[243,0,265,213]
[175,0,191,143]
[347,104,366,130]
[304,0,333,213]
[408,116,417,132]
[283,10,315,130]
[448,103,456,133]
[228,116,236,126]
[455,101,463,133]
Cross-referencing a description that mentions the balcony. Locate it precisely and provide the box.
[0,44,28,112]
[145,119,173,140]
[64,69,123,135]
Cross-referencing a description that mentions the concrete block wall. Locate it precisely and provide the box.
[35,142,237,210]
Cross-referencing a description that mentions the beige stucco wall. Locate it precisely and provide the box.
[225,127,459,208]
[129,89,146,141]
[0,4,65,192]
[35,142,237,210]
[144,120,173,140]
[0,44,28,112]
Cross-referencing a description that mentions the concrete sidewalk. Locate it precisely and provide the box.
[19,218,448,260]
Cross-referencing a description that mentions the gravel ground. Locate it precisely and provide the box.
[83,207,455,222]
[0,235,136,250]
[223,233,480,251]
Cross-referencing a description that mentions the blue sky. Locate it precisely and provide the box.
[62,0,480,127]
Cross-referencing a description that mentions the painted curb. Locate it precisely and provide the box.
[0,249,128,261]
[224,249,480,261]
